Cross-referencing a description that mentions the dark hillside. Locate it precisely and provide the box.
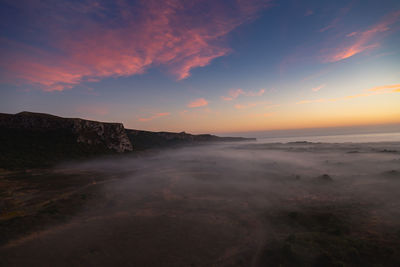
[0,112,132,169]
[126,129,255,150]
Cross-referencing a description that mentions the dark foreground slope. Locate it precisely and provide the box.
[0,112,254,169]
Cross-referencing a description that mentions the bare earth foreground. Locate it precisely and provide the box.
[1,141,400,266]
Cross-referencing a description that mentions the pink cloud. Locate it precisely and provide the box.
[312,84,326,92]
[221,89,245,101]
[222,88,265,101]
[139,112,170,122]
[0,0,270,91]
[323,10,400,62]
[187,98,208,108]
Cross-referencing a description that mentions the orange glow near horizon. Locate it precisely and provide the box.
[121,82,400,134]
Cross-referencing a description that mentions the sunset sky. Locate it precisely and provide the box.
[1,0,399,134]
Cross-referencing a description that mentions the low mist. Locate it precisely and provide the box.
[2,141,400,266]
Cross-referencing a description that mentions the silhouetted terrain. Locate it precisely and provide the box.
[0,112,132,169]
[126,129,254,150]
[0,112,254,169]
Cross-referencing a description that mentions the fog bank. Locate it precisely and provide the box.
[2,141,400,266]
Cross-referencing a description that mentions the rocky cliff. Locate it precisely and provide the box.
[72,118,132,152]
[0,112,133,169]
[0,112,132,152]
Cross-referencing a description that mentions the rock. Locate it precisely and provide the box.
[72,119,132,152]
[0,111,133,153]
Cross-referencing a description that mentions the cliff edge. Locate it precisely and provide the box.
[0,112,132,152]
[0,112,132,168]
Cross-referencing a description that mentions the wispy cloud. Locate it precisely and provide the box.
[297,83,400,104]
[312,84,326,92]
[319,17,341,33]
[222,89,245,101]
[346,31,358,37]
[323,10,400,62]
[222,88,265,101]
[319,5,352,32]
[138,112,170,122]
[368,84,400,91]
[0,0,271,91]
[187,98,209,108]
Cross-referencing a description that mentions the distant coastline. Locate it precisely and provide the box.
[256,132,400,144]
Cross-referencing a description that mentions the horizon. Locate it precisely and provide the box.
[3,110,400,140]
[1,0,400,133]
[218,122,400,138]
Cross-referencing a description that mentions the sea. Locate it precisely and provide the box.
[257,132,400,143]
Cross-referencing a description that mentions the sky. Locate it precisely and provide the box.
[0,0,399,134]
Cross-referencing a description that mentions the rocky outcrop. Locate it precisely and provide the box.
[72,119,132,152]
[0,112,132,153]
